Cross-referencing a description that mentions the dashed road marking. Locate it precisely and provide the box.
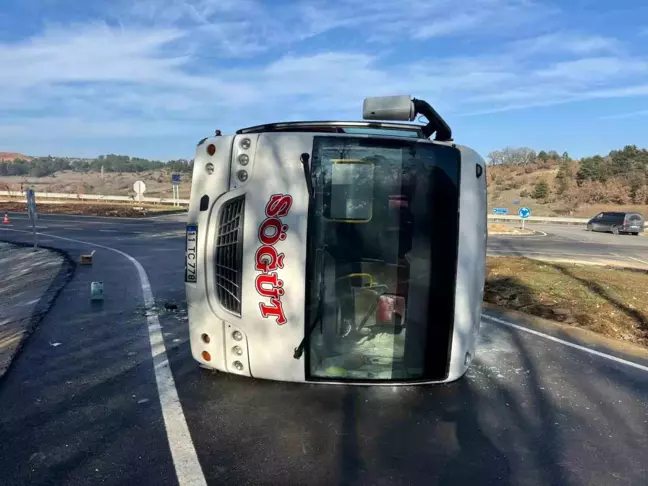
[483,314,648,373]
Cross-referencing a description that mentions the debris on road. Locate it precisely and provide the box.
[79,250,96,265]
[90,281,104,301]
[164,301,178,311]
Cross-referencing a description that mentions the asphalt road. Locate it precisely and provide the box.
[489,223,648,269]
[1,214,647,486]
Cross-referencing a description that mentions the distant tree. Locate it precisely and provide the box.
[562,151,571,162]
[633,181,648,205]
[537,150,549,161]
[533,181,549,200]
[577,155,607,184]
[555,158,572,195]
[547,150,560,160]
[603,179,631,205]
[608,145,648,176]
[487,147,536,165]
[629,172,647,204]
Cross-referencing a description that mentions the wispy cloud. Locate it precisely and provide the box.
[512,32,622,56]
[600,109,648,119]
[1,0,647,157]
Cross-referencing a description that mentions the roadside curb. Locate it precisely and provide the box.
[0,241,76,382]
[488,230,538,237]
[482,302,648,368]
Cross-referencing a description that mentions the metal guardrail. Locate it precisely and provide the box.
[488,214,587,223]
[0,190,190,206]
[488,214,648,227]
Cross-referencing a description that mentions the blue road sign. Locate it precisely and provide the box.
[171,174,182,185]
[493,208,508,215]
[518,206,531,219]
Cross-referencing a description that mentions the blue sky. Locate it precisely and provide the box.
[1,0,647,161]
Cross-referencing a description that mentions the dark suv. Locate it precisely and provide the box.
[586,212,644,235]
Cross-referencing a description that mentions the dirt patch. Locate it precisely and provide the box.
[0,201,183,218]
[488,224,534,235]
[485,256,648,346]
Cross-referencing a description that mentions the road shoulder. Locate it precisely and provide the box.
[483,302,648,368]
[0,241,74,379]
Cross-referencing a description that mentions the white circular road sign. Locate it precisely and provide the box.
[133,180,147,195]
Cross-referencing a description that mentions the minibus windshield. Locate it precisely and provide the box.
[307,136,461,381]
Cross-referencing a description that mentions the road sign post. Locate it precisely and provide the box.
[26,189,37,248]
[171,174,181,207]
[518,206,531,230]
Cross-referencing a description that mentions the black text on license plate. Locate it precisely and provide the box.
[185,225,198,283]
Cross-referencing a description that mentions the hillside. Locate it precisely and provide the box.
[0,152,31,162]
[0,153,193,200]
[487,145,648,218]
[3,145,648,217]
[0,169,192,199]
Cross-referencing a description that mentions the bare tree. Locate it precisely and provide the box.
[487,147,536,165]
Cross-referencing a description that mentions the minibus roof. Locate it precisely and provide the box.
[236,121,426,139]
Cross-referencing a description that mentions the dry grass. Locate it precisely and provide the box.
[0,201,183,217]
[487,223,533,234]
[487,162,648,218]
[488,224,513,232]
[486,256,648,346]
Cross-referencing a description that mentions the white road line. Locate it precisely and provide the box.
[611,252,648,267]
[0,228,207,485]
[99,229,119,232]
[626,255,648,266]
[7,215,137,224]
[482,314,648,373]
[488,250,614,258]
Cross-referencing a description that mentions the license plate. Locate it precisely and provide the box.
[185,225,198,283]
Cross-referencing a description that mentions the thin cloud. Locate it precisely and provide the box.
[1,0,648,157]
[512,32,622,56]
[600,109,648,119]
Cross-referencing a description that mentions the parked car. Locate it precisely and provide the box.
[586,212,644,235]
